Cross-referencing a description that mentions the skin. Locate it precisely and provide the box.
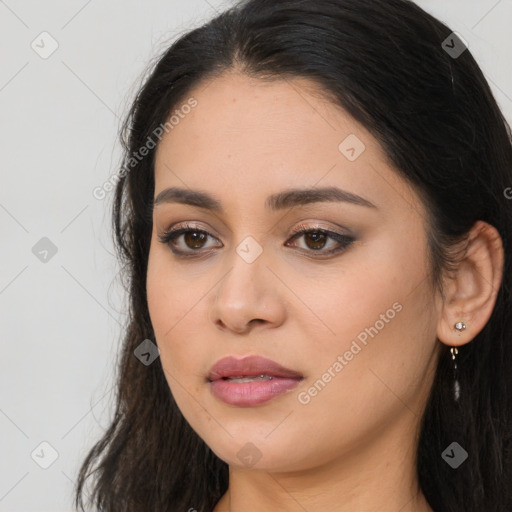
[146,70,504,512]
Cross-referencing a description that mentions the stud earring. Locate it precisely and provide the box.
[450,346,460,402]
[454,321,466,332]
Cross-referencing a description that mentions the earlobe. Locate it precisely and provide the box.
[436,220,504,347]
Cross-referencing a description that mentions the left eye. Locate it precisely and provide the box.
[286,226,354,255]
[158,223,355,257]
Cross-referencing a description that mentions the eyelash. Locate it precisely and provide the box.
[158,222,355,259]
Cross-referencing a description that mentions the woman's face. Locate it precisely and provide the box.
[147,71,442,472]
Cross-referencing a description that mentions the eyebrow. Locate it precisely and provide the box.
[153,186,377,212]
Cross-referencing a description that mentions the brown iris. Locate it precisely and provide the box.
[184,231,208,249]
[301,231,328,250]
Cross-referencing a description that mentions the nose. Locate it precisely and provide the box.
[209,247,286,335]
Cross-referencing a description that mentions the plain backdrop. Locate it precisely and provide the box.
[1,1,511,510]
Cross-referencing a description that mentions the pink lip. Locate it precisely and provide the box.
[207,355,304,407]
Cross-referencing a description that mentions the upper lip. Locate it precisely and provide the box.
[207,355,303,381]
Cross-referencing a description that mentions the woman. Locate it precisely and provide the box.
[74,0,512,510]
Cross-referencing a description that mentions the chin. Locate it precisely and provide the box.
[204,435,316,473]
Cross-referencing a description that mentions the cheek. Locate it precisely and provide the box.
[146,251,204,371]
[295,231,427,351]
[293,225,434,397]
[286,273,435,464]
[146,254,215,436]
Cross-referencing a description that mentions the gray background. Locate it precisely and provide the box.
[1,1,511,510]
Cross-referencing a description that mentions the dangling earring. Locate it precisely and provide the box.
[450,346,460,402]
[450,319,465,403]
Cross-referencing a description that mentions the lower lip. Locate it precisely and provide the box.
[209,377,303,406]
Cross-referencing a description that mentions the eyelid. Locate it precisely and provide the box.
[289,221,350,237]
[159,219,350,238]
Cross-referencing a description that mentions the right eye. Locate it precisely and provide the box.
[158,223,222,257]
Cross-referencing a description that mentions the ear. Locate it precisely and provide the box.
[436,220,504,347]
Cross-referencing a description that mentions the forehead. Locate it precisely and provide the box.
[155,71,368,160]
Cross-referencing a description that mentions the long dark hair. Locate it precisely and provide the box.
[74,0,512,510]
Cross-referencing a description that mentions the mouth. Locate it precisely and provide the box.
[207,355,304,407]
[207,354,303,381]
